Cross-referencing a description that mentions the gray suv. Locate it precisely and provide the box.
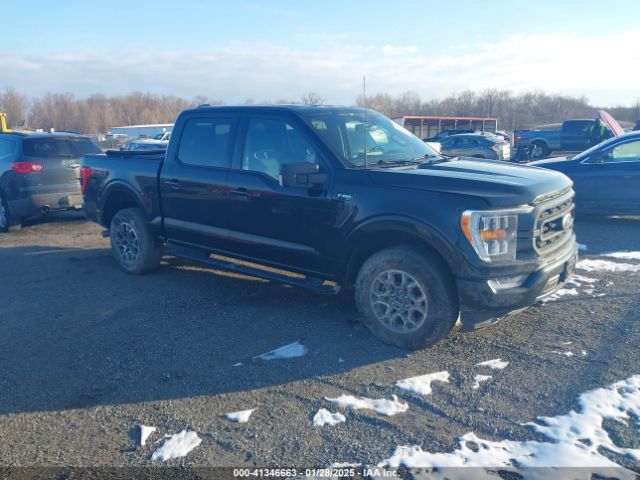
[0,132,101,232]
[440,133,511,160]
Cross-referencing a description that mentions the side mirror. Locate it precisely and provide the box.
[587,151,608,164]
[281,162,328,188]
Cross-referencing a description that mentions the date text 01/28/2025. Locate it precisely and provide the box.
[232,467,398,477]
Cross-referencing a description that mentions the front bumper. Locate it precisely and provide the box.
[457,239,578,327]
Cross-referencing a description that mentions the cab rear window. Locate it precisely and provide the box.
[0,138,17,158]
[22,138,101,158]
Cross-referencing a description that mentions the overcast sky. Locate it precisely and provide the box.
[3,0,640,106]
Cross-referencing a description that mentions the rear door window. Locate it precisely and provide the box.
[564,121,591,136]
[178,118,235,168]
[22,138,101,158]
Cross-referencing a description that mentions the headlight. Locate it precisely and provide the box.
[461,207,533,262]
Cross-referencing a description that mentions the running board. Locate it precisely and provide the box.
[164,247,339,295]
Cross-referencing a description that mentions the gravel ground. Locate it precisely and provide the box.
[0,212,639,471]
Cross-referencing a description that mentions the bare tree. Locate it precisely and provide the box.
[3,86,633,134]
[301,92,325,105]
[0,87,30,128]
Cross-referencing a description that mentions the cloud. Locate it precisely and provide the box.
[1,31,638,106]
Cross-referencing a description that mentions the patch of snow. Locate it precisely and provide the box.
[541,287,579,302]
[581,350,587,356]
[225,409,255,423]
[577,258,640,273]
[151,430,202,462]
[572,274,598,283]
[475,359,509,370]
[540,274,598,303]
[232,362,243,367]
[472,374,492,389]
[313,408,346,427]
[326,394,408,416]
[254,341,308,360]
[602,251,640,260]
[552,350,574,357]
[578,243,588,251]
[139,425,157,447]
[395,371,449,396]
[378,375,640,476]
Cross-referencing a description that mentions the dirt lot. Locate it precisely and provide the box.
[0,213,639,472]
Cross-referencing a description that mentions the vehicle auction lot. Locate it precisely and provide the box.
[1,214,639,470]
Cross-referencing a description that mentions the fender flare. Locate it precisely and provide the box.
[343,214,463,280]
[99,180,146,226]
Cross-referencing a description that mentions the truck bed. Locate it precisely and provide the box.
[81,149,165,228]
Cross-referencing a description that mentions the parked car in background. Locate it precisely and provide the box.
[491,130,512,143]
[152,131,171,141]
[514,110,623,159]
[0,131,101,232]
[529,131,640,215]
[123,139,169,151]
[440,133,511,160]
[422,129,475,142]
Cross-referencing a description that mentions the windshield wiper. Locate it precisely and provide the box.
[413,153,449,164]
[374,159,424,167]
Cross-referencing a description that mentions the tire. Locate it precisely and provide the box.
[531,141,549,159]
[0,194,22,233]
[355,246,458,350]
[110,207,162,274]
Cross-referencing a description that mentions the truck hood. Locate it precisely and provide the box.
[367,157,572,208]
[599,109,624,137]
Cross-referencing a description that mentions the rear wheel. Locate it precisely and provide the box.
[0,195,22,233]
[531,141,549,159]
[110,208,162,274]
[355,246,458,350]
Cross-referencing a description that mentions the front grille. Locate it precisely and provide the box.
[533,193,574,255]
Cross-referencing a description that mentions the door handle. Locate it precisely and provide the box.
[164,179,180,188]
[229,187,250,198]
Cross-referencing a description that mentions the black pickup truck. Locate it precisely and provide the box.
[82,105,578,349]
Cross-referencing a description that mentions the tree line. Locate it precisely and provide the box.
[356,90,640,130]
[1,86,638,135]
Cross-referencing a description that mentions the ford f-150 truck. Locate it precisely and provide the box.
[82,105,578,349]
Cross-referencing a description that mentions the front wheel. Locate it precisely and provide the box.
[0,195,21,233]
[355,246,458,350]
[110,208,162,274]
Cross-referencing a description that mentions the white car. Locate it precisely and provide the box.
[124,139,168,151]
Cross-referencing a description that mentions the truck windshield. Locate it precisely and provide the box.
[302,111,442,167]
